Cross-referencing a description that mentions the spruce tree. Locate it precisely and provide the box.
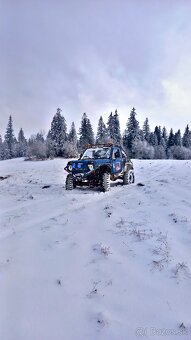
[68,122,77,144]
[160,137,167,152]
[162,127,168,144]
[123,107,140,155]
[79,113,94,150]
[49,108,67,157]
[143,118,150,142]
[113,109,121,144]
[154,126,162,145]
[107,112,115,141]
[2,141,10,159]
[174,129,182,146]
[0,135,4,160]
[17,128,27,157]
[46,131,55,158]
[182,125,191,148]
[168,128,175,148]
[4,115,15,158]
[66,122,78,157]
[96,116,107,144]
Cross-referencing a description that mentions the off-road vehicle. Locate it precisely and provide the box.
[65,143,134,192]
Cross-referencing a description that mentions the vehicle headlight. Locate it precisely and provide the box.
[88,164,94,171]
[68,164,72,171]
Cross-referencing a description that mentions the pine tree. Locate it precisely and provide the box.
[123,107,140,155]
[160,137,167,151]
[46,131,55,158]
[113,110,121,144]
[17,128,27,157]
[2,141,10,159]
[168,128,175,148]
[0,135,4,160]
[107,112,115,140]
[4,115,15,158]
[49,108,67,157]
[162,127,168,144]
[96,116,107,144]
[79,113,94,150]
[182,125,191,148]
[154,126,162,145]
[68,122,77,144]
[66,122,78,157]
[174,129,182,146]
[143,118,150,142]
[149,132,158,146]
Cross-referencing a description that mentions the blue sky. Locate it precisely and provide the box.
[0,0,191,137]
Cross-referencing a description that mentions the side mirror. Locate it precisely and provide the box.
[79,153,83,159]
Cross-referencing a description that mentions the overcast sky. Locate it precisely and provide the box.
[0,0,191,137]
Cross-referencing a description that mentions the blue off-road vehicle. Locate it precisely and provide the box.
[65,143,134,192]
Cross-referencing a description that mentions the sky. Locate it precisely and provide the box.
[0,0,191,138]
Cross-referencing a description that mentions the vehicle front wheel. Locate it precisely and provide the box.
[101,172,110,192]
[123,169,135,185]
[66,174,74,190]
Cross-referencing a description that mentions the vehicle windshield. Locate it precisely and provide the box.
[81,147,111,159]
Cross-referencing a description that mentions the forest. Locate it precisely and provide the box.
[1,107,191,160]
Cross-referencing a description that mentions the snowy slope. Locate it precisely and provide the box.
[0,158,191,340]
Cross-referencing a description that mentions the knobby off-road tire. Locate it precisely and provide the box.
[123,169,135,185]
[66,174,74,190]
[101,172,110,192]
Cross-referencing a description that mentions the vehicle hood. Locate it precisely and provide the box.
[66,158,111,173]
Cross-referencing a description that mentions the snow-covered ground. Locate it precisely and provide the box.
[0,158,191,340]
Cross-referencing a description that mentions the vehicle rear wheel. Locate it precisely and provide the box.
[101,172,110,192]
[66,174,74,190]
[123,169,135,185]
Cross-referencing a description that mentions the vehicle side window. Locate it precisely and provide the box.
[113,148,120,159]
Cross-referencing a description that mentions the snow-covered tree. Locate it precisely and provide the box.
[123,107,140,156]
[79,113,94,150]
[153,126,162,145]
[96,116,108,144]
[66,122,78,157]
[142,118,150,142]
[17,128,27,157]
[0,135,4,160]
[107,112,114,141]
[68,122,77,144]
[2,141,10,159]
[174,129,182,146]
[27,134,47,159]
[160,137,167,153]
[132,138,154,159]
[162,126,168,145]
[169,145,191,160]
[62,140,79,158]
[168,128,175,148]
[46,134,55,158]
[49,108,67,157]
[149,132,156,146]
[4,115,16,158]
[154,145,166,159]
[182,125,191,148]
[113,109,121,144]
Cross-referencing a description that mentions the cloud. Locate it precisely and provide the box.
[0,0,191,137]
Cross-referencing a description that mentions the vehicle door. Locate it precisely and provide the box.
[121,149,127,171]
[112,147,122,174]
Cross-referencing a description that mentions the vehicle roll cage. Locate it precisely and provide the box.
[86,143,121,149]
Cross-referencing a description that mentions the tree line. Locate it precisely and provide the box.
[0,107,191,160]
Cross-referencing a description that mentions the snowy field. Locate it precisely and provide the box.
[0,158,191,340]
